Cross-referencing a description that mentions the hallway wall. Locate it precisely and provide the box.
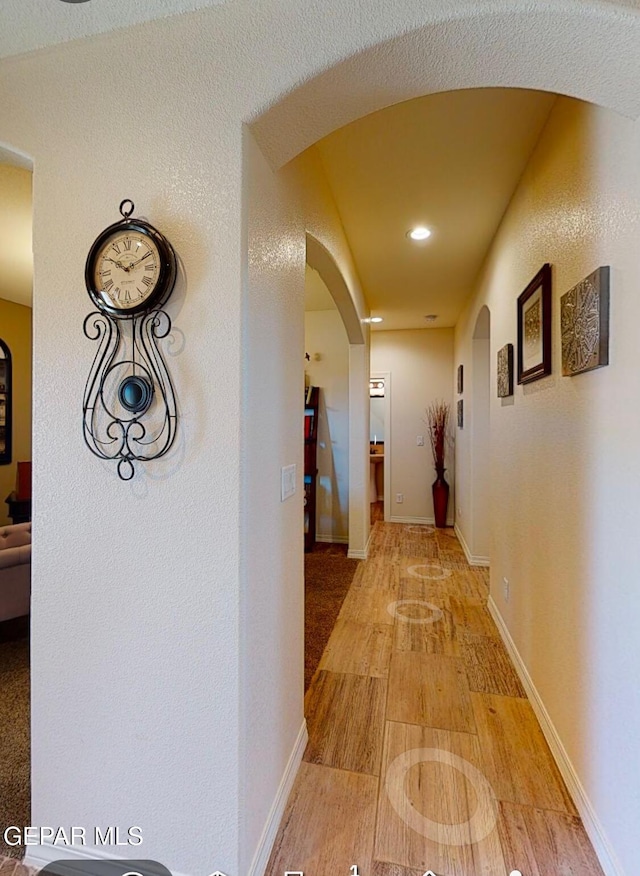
[371,328,454,524]
[455,95,640,874]
[304,303,350,543]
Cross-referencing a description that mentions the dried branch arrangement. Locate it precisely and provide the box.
[425,400,450,470]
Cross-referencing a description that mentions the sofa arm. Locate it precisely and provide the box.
[0,543,31,570]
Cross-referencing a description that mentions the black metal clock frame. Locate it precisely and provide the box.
[82,200,179,481]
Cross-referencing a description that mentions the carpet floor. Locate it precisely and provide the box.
[305,544,360,691]
[0,629,30,860]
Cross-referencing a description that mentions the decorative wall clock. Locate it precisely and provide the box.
[83,200,178,480]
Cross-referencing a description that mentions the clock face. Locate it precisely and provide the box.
[86,218,176,318]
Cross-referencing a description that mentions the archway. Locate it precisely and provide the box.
[245,6,640,874]
[305,234,368,558]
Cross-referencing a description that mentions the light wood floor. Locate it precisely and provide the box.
[265,521,604,876]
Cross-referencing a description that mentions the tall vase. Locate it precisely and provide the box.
[432,466,449,528]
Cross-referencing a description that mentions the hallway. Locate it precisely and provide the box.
[266,522,604,875]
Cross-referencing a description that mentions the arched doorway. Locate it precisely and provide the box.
[245,6,640,874]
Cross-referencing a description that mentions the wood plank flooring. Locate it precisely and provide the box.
[265,521,604,876]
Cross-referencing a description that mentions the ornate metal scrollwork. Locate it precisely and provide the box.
[83,309,177,480]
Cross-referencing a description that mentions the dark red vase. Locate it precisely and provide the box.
[432,466,449,528]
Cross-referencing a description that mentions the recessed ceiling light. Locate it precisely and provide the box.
[424,314,438,322]
[59,1,91,4]
[370,317,383,323]
[407,226,432,241]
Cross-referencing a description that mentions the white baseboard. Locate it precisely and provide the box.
[24,840,189,876]
[316,534,349,544]
[247,719,308,876]
[390,514,434,524]
[488,597,625,876]
[25,723,309,876]
[348,528,372,560]
[454,523,490,567]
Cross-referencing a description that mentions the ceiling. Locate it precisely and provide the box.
[316,88,557,331]
[0,0,225,59]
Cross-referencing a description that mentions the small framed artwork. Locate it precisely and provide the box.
[517,263,552,384]
[457,399,464,429]
[457,364,463,394]
[497,343,514,397]
[561,266,610,376]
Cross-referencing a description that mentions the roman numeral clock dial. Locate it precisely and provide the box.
[82,199,179,481]
[85,200,175,318]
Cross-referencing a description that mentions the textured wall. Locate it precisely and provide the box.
[241,129,305,873]
[455,96,640,875]
[0,2,639,874]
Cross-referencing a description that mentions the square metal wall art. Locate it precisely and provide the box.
[497,343,514,397]
[561,266,610,376]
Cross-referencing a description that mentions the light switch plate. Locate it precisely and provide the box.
[281,464,296,501]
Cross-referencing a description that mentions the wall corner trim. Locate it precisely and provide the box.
[348,528,372,560]
[454,523,489,567]
[487,597,626,876]
[247,718,308,876]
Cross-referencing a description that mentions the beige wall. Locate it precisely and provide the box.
[371,328,454,524]
[455,95,640,872]
[0,299,32,527]
[0,164,32,308]
[304,305,350,542]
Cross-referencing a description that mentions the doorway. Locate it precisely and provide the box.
[0,152,33,860]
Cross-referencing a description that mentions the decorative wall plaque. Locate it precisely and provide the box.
[457,399,463,429]
[457,364,463,394]
[497,343,514,397]
[561,266,610,376]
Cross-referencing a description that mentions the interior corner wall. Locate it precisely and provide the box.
[454,95,640,875]
[371,328,454,524]
[241,127,306,874]
[0,299,31,525]
[304,308,350,543]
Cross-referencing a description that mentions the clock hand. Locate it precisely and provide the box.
[129,252,153,269]
[104,257,128,270]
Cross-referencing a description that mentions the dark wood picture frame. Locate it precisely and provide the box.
[457,399,463,429]
[457,364,463,395]
[497,343,514,398]
[517,263,552,384]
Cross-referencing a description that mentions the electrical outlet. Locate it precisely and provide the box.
[395,493,404,504]
[416,435,425,446]
[503,577,510,602]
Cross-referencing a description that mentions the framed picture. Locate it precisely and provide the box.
[517,263,552,384]
[561,266,610,376]
[497,343,514,397]
[457,364,463,394]
[457,399,463,429]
